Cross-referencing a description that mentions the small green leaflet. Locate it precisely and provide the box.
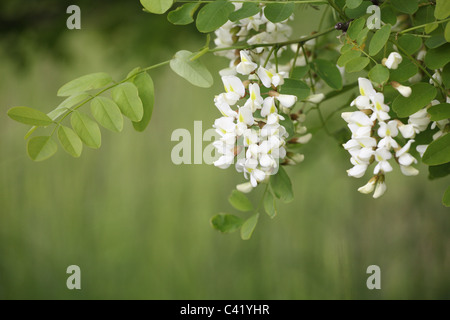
[48,93,90,121]
[196,0,235,33]
[313,59,343,90]
[443,185,450,207]
[346,0,363,10]
[132,72,155,132]
[57,72,112,97]
[57,125,83,158]
[369,24,391,56]
[229,2,261,22]
[90,97,123,133]
[347,17,365,40]
[27,136,58,161]
[422,134,450,166]
[398,34,422,55]
[264,2,295,23]
[211,214,244,233]
[425,43,450,70]
[228,190,253,212]
[240,213,259,240]
[391,0,418,15]
[280,78,310,100]
[337,49,361,67]
[270,166,294,203]
[435,0,450,20]
[170,50,213,88]
[7,106,53,126]
[263,191,277,219]
[369,64,390,85]
[428,103,450,121]
[392,83,437,118]
[112,82,144,122]
[71,111,101,149]
[140,0,173,14]
[167,3,200,25]
[345,57,370,73]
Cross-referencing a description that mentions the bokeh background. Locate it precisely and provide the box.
[0,0,449,299]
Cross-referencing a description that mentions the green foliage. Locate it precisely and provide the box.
[398,35,422,55]
[369,24,391,56]
[428,103,450,121]
[229,2,261,22]
[90,97,124,133]
[435,0,450,20]
[389,58,418,82]
[443,186,450,207]
[27,136,58,162]
[263,190,277,219]
[57,72,112,97]
[271,167,294,203]
[280,78,310,100]
[425,43,450,70]
[228,190,254,212]
[140,0,173,14]
[195,0,235,33]
[392,83,437,118]
[57,126,83,158]
[347,17,365,40]
[313,59,343,90]
[429,163,450,180]
[346,0,363,10]
[210,214,244,233]
[345,57,370,73]
[423,134,450,166]
[132,73,155,132]
[71,111,102,149]
[240,213,259,240]
[391,0,418,14]
[369,64,390,85]
[48,93,90,121]
[112,82,144,122]
[337,50,361,68]
[170,50,213,88]
[264,2,295,23]
[7,107,53,126]
[168,3,200,25]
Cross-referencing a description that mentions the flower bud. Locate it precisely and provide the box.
[236,182,253,194]
[391,81,412,97]
[358,176,378,194]
[384,52,402,70]
[373,177,387,199]
[306,93,325,104]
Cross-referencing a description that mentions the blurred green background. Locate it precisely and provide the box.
[0,0,449,300]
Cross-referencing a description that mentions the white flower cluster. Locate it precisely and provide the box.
[342,78,424,199]
[212,50,307,193]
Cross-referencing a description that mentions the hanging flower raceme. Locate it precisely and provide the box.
[342,78,424,199]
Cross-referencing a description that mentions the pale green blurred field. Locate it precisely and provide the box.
[0,2,449,299]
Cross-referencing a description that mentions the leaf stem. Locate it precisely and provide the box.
[398,18,450,35]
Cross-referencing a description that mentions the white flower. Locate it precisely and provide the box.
[236,50,258,75]
[236,182,253,193]
[276,94,297,108]
[243,158,266,187]
[373,180,387,199]
[261,97,277,117]
[306,93,325,104]
[391,82,412,97]
[396,140,417,168]
[244,83,264,112]
[243,128,259,147]
[369,92,391,122]
[222,76,245,102]
[374,148,393,174]
[347,161,368,178]
[398,123,415,139]
[416,144,428,158]
[430,70,442,87]
[385,52,403,70]
[408,108,430,133]
[377,120,399,149]
[358,177,377,194]
[358,77,376,97]
[214,94,238,118]
[257,66,285,88]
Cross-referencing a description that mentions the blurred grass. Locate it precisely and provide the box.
[0,2,449,300]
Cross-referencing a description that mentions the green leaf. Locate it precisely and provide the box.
[369,24,392,56]
[425,43,450,70]
[443,185,450,207]
[337,49,361,67]
[425,34,447,49]
[90,97,123,133]
[313,59,343,90]
[291,66,309,79]
[140,0,173,14]
[228,190,253,212]
[445,22,450,42]
[7,106,53,126]
[346,0,363,9]
[196,0,235,33]
[392,83,437,118]
[240,213,259,240]
[211,214,244,233]
[57,125,83,158]
[381,6,397,25]
[389,57,418,82]
[425,22,439,34]
[264,2,295,23]
[442,64,450,88]
[435,0,450,20]
[391,0,418,14]
[347,17,366,40]
[356,27,370,46]
[429,163,450,180]
[280,113,295,139]
[423,133,450,166]
[229,2,261,22]
[270,166,294,203]
[280,78,310,100]
[428,103,450,121]
[369,64,390,84]
[27,136,57,161]
[57,72,112,97]
[345,0,371,19]
[132,72,155,132]
[345,57,370,73]
[48,93,90,121]
[112,82,144,122]
[263,191,277,219]
[398,34,423,55]
[70,111,101,149]
[167,3,200,25]
[170,50,213,88]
